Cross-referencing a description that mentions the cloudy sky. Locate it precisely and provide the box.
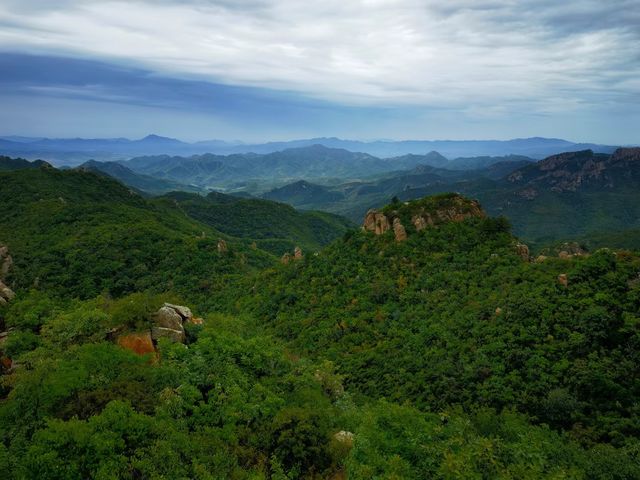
[0,0,638,143]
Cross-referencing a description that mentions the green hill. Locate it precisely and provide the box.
[213,195,640,449]
[154,191,355,256]
[0,166,273,299]
[77,160,202,195]
[0,155,52,171]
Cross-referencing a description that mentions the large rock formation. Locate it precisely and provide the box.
[393,218,407,242]
[363,210,391,235]
[151,303,199,343]
[362,194,485,241]
[117,303,203,355]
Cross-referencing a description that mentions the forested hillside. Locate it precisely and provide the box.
[0,166,274,298]
[1,171,640,478]
[153,191,354,256]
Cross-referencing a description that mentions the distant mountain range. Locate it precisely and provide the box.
[0,134,623,165]
[3,144,640,251]
[258,148,640,251]
[76,159,202,195]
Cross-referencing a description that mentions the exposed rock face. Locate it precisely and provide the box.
[0,283,14,306]
[150,303,196,343]
[393,218,407,242]
[515,243,530,261]
[363,209,391,235]
[412,215,429,231]
[114,303,201,355]
[294,246,303,260]
[217,239,228,253]
[117,332,156,356]
[165,303,193,320]
[363,195,485,241]
[507,148,640,193]
[0,245,15,305]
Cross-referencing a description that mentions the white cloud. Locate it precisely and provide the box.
[0,0,638,115]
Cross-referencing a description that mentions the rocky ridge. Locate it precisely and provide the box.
[507,147,640,196]
[363,193,486,242]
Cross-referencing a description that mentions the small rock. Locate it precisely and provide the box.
[217,239,227,253]
[0,280,15,303]
[294,246,303,260]
[558,251,571,259]
[558,274,568,287]
[515,243,530,261]
[334,431,354,447]
[535,255,548,263]
[281,253,291,264]
[495,307,503,315]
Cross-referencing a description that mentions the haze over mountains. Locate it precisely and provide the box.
[0,134,621,165]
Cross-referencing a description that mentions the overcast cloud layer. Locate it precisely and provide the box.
[0,0,638,142]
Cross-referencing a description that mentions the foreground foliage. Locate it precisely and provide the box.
[1,170,640,478]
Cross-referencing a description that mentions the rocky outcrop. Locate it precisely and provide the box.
[0,245,15,306]
[282,247,303,264]
[0,282,14,306]
[217,239,228,253]
[363,194,485,240]
[412,215,429,231]
[151,303,199,343]
[363,210,391,235]
[393,218,407,242]
[116,302,202,355]
[515,243,530,261]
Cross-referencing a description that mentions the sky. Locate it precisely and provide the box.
[0,0,638,143]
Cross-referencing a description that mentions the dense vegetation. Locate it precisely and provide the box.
[1,163,640,478]
[153,191,354,256]
[0,167,273,299]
